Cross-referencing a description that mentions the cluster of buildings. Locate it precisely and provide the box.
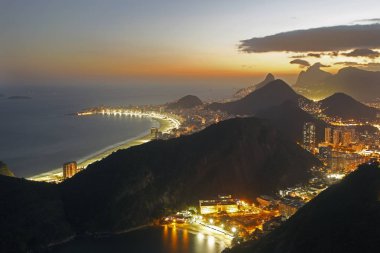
[302,122,376,173]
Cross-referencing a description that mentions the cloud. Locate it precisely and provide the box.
[342,48,380,58]
[239,24,380,53]
[354,18,380,24]
[290,53,322,58]
[290,59,310,68]
[334,61,362,66]
[307,53,322,58]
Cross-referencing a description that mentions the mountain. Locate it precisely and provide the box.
[295,63,332,87]
[0,161,14,177]
[0,117,321,252]
[295,65,380,101]
[324,67,380,101]
[234,73,275,99]
[255,101,328,143]
[166,95,203,109]
[208,80,302,115]
[226,162,380,253]
[319,92,379,121]
[0,175,73,252]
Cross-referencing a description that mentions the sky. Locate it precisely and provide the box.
[1,0,380,84]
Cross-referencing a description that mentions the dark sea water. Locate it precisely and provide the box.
[51,226,226,253]
[0,80,234,177]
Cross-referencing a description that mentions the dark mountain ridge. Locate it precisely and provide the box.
[234,73,275,99]
[319,92,379,121]
[61,117,320,232]
[166,95,203,109]
[0,117,321,252]
[209,79,302,115]
[295,65,380,101]
[295,63,333,87]
[255,100,328,143]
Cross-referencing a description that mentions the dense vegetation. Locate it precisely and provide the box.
[255,100,328,143]
[0,117,321,252]
[0,176,73,252]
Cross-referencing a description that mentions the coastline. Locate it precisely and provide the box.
[28,116,173,182]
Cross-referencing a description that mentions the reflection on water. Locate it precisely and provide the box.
[51,226,225,253]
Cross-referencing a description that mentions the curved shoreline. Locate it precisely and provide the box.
[28,115,177,182]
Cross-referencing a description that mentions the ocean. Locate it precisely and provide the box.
[49,226,227,253]
[0,79,235,177]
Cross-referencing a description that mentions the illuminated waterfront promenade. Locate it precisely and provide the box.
[28,108,182,183]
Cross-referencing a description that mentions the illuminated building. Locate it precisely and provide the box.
[151,127,159,139]
[342,131,352,147]
[256,195,276,207]
[325,127,332,144]
[63,161,78,179]
[333,129,341,147]
[199,195,239,214]
[318,145,332,161]
[303,122,316,151]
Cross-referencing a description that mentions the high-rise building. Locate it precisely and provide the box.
[150,127,159,139]
[333,129,341,147]
[325,127,332,144]
[342,131,352,147]
[303,122,316,151]
[63,161,78,179]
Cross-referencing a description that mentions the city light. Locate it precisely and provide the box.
[197,233,205,240]
[209,218,214,224]
[231,227,237,233]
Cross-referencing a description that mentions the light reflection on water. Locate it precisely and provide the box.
[51,226,225,253]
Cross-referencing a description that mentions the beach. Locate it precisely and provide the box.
[28,116,175,182]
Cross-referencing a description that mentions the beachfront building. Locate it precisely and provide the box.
[63,161,78,179]
[199,195,239,214]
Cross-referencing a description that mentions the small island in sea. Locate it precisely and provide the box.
[7,96,32,100]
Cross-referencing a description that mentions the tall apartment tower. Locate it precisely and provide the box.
[63,161,78,179]
[325,127,332,144]
[333,129,341,147]
[303,122,316,151]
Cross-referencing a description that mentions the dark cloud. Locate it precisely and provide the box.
[239,24,380,53]
[290,53,322,58]
[307,53,321,58]
[342,48,380,58]
[290,59,310,67]
[334,61,362,66]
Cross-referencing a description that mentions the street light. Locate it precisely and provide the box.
[231,227,237,233]
[209,218,214,224]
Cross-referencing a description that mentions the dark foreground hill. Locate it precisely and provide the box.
[255,101,328,143]
[0,176,72,252]
[0,117,321,252]
[166,95,203,109]
[0,161,14,177]
[208,80,302,115]
[226,162,380,253]
[62,117,320,232]
[319,93,379,121]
